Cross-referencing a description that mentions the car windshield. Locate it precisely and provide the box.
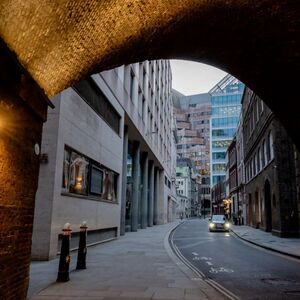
[212,215,225,222]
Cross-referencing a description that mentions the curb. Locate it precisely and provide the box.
[230,229,300,260]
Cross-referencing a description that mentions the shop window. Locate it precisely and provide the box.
[62,146,118,201]
[68,150,89,195]
[102,170,116,201]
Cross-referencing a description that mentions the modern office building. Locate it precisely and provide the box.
[31,60,177,260]
[173,92,211,216]
[210,75,245,187]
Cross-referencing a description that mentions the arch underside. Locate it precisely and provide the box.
[0,0,299,146]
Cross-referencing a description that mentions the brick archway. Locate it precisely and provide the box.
[0,1,299,298]
[0,0,299,146]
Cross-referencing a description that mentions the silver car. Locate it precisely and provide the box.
[208,215,230,232]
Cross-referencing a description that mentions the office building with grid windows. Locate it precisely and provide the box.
[210,75,245,188]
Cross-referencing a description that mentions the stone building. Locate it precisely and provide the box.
[242,87,299,237]
[31,60,177,260]
[236,118,246,224]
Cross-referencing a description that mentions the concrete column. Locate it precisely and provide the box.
[131,141,140,232]
[156,170,166,225]
[120,126,128,235]
[148,161,154,227]
[141,152,148,229]
[154,167,159,225]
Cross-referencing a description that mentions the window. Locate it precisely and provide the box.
[130,71,135,101]
[212,128,236,139]
[257,148,261,172]
[102,170,116,201]
[62,146,118,201]
[263,139,267,165]
[212,163,226,172]
[73,78,121,134]
[90,166,103,195]
[63,149,89,195]
[212,140,231,150]
[269,131,274,159]
[266,134,271,162]
[261,143,265,168]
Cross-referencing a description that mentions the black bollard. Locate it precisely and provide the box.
[57,223,72,282]
[76,221,88,270]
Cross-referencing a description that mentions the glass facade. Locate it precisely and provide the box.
[210,75,244,186]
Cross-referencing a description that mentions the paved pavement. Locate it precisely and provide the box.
[230,224,300,259]
[28,220,300,300]
[28,221,224,300]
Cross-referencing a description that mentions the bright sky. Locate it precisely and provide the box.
[170,60,227,95]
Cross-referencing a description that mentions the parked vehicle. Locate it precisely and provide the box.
[208,214,230,232]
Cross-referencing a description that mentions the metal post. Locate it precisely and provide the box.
[57,223,72,282]
[76,221,88,270]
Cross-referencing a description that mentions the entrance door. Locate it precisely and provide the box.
[248,194,252,226]
[264,180,272,232]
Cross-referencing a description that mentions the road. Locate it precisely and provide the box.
[170,218,300,300]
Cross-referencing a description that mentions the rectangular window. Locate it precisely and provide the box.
[73,78,121,134]
[63,146,118,202]
[90,165,103,195]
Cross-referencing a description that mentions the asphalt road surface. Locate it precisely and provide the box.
[170,218,300,300]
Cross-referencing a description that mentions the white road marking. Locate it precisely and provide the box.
[200,256,212,261]
[209,267,234,274]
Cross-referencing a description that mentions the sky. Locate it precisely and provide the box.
[170,60,227,96]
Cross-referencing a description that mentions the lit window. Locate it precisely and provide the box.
[62,146,118,201]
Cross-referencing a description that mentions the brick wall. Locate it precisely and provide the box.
[0,43,48,299]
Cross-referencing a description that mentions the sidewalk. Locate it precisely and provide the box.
[230,225,300,259]
[28,221,225,300]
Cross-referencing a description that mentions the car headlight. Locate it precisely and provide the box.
[209,223,215,228]
[224,222,230,228]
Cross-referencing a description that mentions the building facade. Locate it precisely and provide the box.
[173,92,211,216]
[210,75,244,187]
[175,158,194,218]
[236,117,246,225]
[32,60,177,260]
[242,87,299,237]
